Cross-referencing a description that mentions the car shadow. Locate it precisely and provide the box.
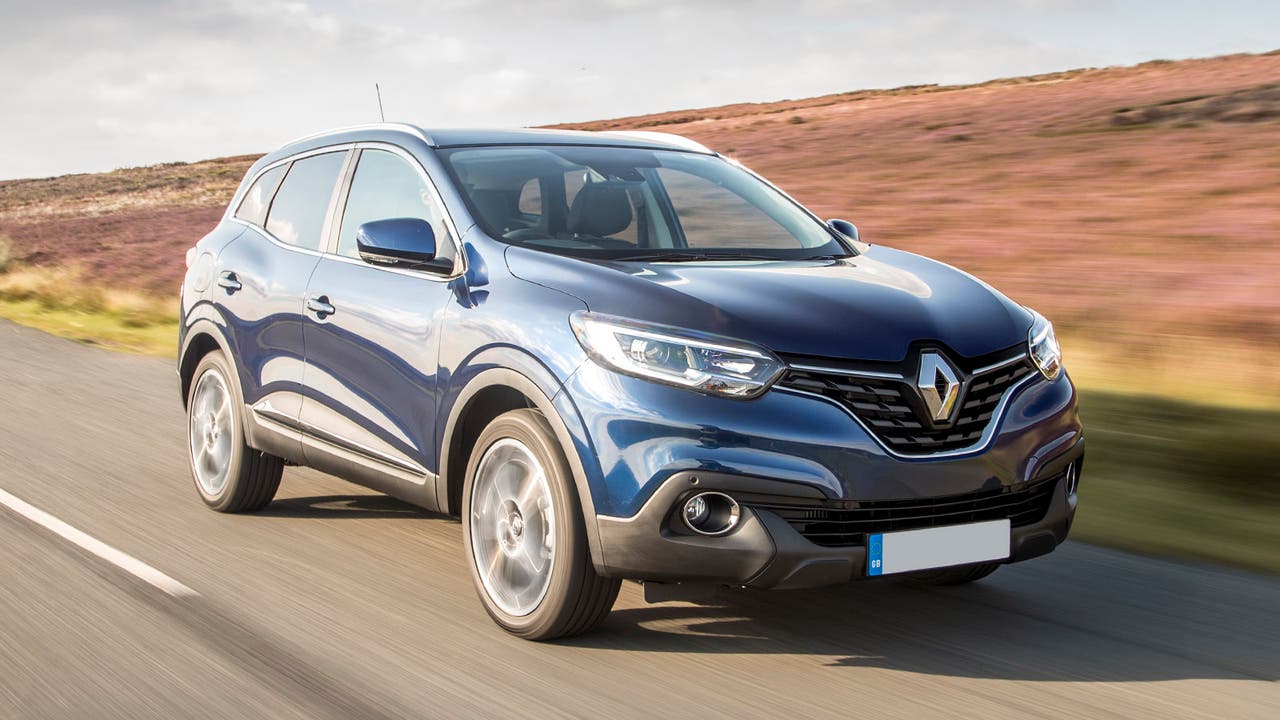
[565,569,1278,683]
[258,494,440,520]
[249,493,1277,684]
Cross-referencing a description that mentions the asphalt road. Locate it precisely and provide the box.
[1,319,1276,719]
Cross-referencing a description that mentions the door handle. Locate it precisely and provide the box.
[306,295,336,318]
[216,271,242,293]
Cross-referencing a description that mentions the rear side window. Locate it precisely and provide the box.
[336,149,455,266]
[265,151,347,251]
[517,178,542,217]
[234,164,286,227]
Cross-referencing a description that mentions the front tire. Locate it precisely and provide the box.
[186,351,283,513]
[462,409,620,640]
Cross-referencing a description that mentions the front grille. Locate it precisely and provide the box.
[749,469,1062,548]
[777,351,1036,455]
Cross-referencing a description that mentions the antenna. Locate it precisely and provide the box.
[375,83,386,122]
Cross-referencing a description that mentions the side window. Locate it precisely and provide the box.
[234,164,286,227]
[517,178,542,218]
[337,149,455,267]
[264,151,346,251]
[564,169,587,209]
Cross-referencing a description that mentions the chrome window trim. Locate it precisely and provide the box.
[223,143,356,225]
[774,366,1041,460]
[223,141,467,282]
[230,218,326,259]
[338,141,467,278]
[315,148,357,256]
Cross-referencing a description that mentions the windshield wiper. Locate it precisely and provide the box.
[608,252,784,263]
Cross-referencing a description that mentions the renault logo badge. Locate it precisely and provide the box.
[917,352,960,423]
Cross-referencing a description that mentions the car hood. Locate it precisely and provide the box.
[505,245,1032,362]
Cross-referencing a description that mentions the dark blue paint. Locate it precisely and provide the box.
[299,257,453,471]
[505,246,1032,362]
[179,125,1080,526]
[355,218,439,267]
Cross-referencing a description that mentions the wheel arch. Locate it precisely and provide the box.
[438,354,605,571]
[178,316,236,410]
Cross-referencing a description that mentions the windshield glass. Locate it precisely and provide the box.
[438,145,850,260]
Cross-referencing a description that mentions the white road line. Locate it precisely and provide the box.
[0,487,198,598]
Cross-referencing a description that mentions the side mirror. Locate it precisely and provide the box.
[356,218,451,273]
[827,218,860,243]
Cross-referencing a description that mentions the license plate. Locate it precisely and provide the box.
[867,519,1010,576]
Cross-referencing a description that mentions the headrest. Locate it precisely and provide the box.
[567,183,632,238]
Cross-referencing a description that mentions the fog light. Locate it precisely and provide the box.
[1066,461,1081,495]
[681,492,740,536]
[684,495,709,526]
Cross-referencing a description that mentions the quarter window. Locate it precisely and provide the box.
[337,149,455,267]
[234,164,286,227]
[264,151,347,251]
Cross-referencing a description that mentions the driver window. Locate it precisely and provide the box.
[337,149,455,267]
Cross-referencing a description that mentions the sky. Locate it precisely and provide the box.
[1,0,1277,180]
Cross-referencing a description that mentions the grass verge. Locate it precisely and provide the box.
[1074,390,1279,575]
[0,272,1275,573]
[0,267,177,356]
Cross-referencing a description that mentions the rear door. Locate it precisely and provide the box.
[216,149,349,458]
[298,145,460,497]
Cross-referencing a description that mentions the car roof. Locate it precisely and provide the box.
[244,125,716,186]
[424,128,712,153]
[274,124,712,157]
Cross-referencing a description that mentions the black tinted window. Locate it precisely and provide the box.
[234,164,286,226]
[265,152,346,251]
[337,149,455,266]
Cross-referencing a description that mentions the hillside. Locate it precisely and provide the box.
[2,52,1278,401]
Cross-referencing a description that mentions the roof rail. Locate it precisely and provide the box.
[599,130,713,154]
[282,123,435,147]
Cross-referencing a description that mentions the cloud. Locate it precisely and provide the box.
[0,0,1272,179]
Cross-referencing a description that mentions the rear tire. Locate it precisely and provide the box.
[462,409,620,640]
[186,351,283,513]
[898,562,1000,586]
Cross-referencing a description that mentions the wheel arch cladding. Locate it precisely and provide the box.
[178,319,235,409]
[438,360,606,572]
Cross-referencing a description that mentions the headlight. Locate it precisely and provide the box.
[1027,309,1063,380]
[570,312,784,399]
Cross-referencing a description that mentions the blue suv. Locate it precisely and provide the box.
[179,125,1082,640]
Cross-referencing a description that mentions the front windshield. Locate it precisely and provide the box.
[439,145,850,260]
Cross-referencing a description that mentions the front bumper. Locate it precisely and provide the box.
[595,440,1081,588]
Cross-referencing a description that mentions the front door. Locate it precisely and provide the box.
[299,147,460,500]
